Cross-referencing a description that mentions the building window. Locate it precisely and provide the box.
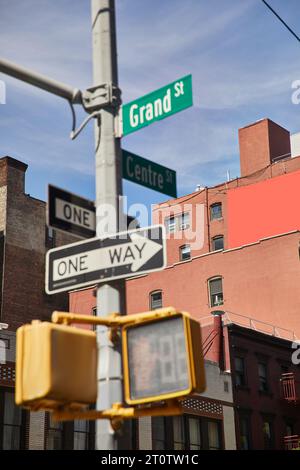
[258,362,269,392]
[210,203,222,220]
[73,420,91,450]
[0,388,26,450]
[165,213,190,233]
[173,416,186,450]
[239,415,251,450]
[262,419,274,450]
[45,413,63,450]
[208,277,223,307]
[165,216,176,233]
[211,235,224,251]
[207,420,221,450]
[171,416,222,450]
[188,417,202,450]
[235,356,246,387]
[179,212,190,230]
[152,417,166,450]
[0,340,6,364]
[285,422,294,437]
[150,290,162,310]
[180,244,191,261]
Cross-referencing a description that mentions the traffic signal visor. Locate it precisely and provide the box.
[16,321,97,410]
[122,311,206,405]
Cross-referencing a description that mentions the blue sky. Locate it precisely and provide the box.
[1,0,300,216]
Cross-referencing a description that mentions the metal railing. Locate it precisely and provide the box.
[284,435,300,450]
[223,310,297,341]
[281,373,300,403]
[198,310,298,342]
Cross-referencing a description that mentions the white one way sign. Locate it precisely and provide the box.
[46,225,166,294]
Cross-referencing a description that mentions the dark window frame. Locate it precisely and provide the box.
[179,244,191,261]
[152,416,168,450]
[0,387,27,450]
[234,356,247,387]
[44,412,95,450]
[44,412,64,450]
[149,290,163,310]
[73,419,95,450]
[261,416,275,450]
[210,203,222,221]
[152,415,223,450]
[238,413,252,450]
[208,276,224,307]
[165,212,191,234]
[173,415,187,450]
[258,361,269,393]
[179,212,190,231]
[165,216,176,233]
[211,235,224,251]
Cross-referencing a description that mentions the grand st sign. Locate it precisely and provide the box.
[121,75,193,136]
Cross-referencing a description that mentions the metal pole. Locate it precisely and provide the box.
[91,0,124,451]
[0,57,81,103]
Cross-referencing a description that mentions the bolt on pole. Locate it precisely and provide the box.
[91,0,125,451]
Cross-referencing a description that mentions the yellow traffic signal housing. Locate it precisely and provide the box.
[122,311,205,405]
[16,321,97,410]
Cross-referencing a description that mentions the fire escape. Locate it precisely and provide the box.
[281,373,300,450]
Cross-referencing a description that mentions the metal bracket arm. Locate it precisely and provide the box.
[0,57,82,104]
[51,307,181,327]
[82,83,121,113]
[52,400,183,430]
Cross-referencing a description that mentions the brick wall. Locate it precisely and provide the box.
[0,156,76,330]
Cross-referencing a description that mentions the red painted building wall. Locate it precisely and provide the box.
[228,169,300,248]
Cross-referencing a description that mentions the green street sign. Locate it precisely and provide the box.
[122,74,193,136]
[122,149,177,198]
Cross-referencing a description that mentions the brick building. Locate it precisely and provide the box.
[70,117,300,450]
[0,156,96,450]
[201,312,300,450]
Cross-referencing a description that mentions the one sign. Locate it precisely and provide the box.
[45,225,166,295]
[121,74,193,136]
[122,312,206,405]
[122,149,177,198]
[48,185,139,239]
[48,185,95,239]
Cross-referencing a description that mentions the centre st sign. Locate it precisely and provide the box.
[122,149,177,198]
[45,225,166,294]
[121,74,193,136]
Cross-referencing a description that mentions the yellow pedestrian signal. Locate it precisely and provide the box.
[122,311,205,405]
[16,321,97,410]
[15,308,206,426]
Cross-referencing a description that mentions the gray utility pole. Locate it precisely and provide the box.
[0,0,125,452]
[91,0,124,451]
